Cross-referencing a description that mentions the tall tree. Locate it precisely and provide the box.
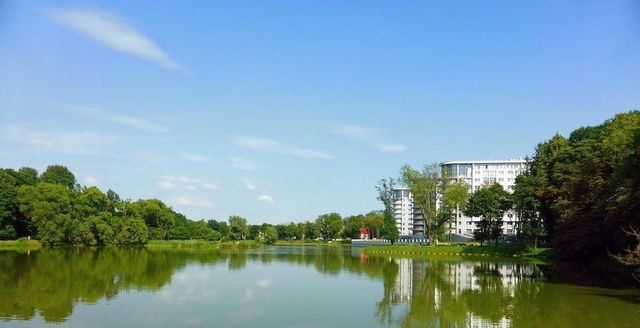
[40,165,76,189]
[464,183,512,246]
[401,164,440,245]
[376,178,400,243]
[442,180,470,241]
[512,171,546,248]
[228,215,249,240]
[315,212,342,241]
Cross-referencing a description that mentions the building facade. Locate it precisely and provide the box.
[391,159,526,239]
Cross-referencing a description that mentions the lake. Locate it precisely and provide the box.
[1,246,639,327]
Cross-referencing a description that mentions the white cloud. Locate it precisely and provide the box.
[257,194,274,203]
[1,125,119,155]
[181,153,214,163]
[68,105,169,133]
[329,122,408,154]
[176,197,213,208]
[243,179,256,191]
[156,175,221,191]
[228,156,259,171]
[232,137,333,160]
[156,180,176,189]
[110,115,169,132]
[46,8,180,70]
[375,143,408,153]
[84,176,99,185]
[203,183,221,191]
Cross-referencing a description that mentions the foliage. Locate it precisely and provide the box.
[464,183,512,246]
[380,210,400,244]
[517,111,640,259]
[260,225,278,244]
[315,212,342,240]
[228,215,249,240]
[40,165,77,189]
[401,163,441,245]
[512,171,546,248]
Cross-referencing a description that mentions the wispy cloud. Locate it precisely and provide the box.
[84,176,99,186]
[156,176,221,191]
[329,123,408,154]
[1,125,119,155]
[228,156,259,171]
[46,8,180,70]
[176,197,213,208]
[243,179,256,191]
[232,137,333,160]
[257,194,274,203]
[69,105,169,133]
[181,153,214,163]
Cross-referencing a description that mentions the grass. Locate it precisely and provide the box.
[273,240,351,246]
[362,244,554,260]
[0,239,42,250]
[145,239,262,250]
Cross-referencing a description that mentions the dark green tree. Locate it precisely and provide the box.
[40,165,76,189]
[464,183,512,246]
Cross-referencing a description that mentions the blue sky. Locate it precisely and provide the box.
[1,1,638,223]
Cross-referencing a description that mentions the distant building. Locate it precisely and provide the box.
[391,159,527,239]
[359,227,370,240]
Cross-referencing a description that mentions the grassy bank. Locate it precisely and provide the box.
[362,244,554,260]
[0,239,42,250]
[273,240,351,246]
[145,239,262,250]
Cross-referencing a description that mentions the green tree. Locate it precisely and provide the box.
[15,167,39,186]
[342,214,365,239]
[513,171,546,248]
[464,183,512,246]
[401,164,440,245]
[364,211,384,238]
[380,211,400,244]
[261,225,278,244]
[0,171,18,239]
[126,199,175,240]
[40,165,76,189]
[443,180,470,241]
[228,215,249,240]
[315,212,342,241]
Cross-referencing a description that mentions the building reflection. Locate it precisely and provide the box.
[388,258,543,327]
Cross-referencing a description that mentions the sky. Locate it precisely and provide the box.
[0,1,639,223]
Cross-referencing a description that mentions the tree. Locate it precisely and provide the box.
[364,211,384,238]
[126,199,175,240]
[17,183,73,243]
[342,215,365,239]
[315,213,342,241]
[261,225,278,244]
[302,221,319,240]
[376,178,399,243]
[228,215,249,240]
[16,167,39,186]
[207,219,229,239]
[401,164,440,245]
[40,165,76,189]
[0,171,18,239]
[464,183,512,246]
[443,180,470,241]
[381,211,400,244]
[513,171,546,248]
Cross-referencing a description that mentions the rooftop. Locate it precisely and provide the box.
[441,159,527,165]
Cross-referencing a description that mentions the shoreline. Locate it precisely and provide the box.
[361,244,555,261]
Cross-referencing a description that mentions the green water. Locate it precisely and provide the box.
[0,246,638,327]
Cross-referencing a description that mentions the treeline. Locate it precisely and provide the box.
[206,211,385,244]
[516,111,640,259]
[0,164,385,246]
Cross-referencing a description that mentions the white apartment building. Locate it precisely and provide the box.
[391,159,526,239]
[442,159,526,238]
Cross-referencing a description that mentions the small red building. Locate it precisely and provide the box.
[359,228,370,240]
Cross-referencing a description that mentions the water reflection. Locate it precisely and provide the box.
[0,247,638,327]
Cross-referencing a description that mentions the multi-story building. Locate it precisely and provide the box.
[442,159,526,238]
[391,159,526,239]
[392,188,421,236]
